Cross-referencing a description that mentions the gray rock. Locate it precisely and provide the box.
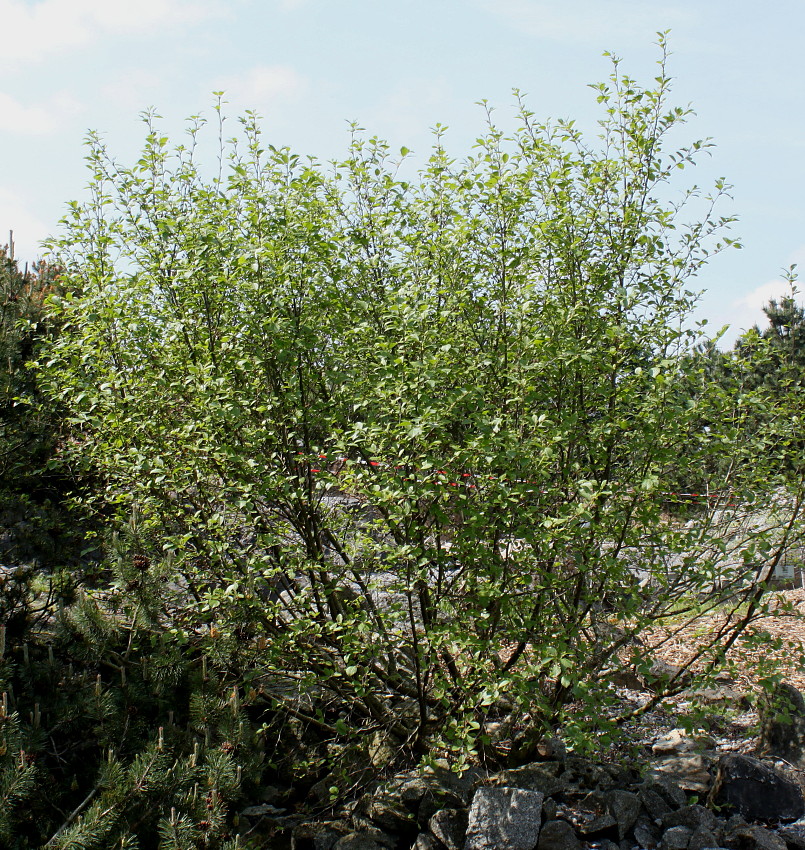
[413,835,443,850]
[647,753,713,794]
[368,797,417,836]
[723,824,787,850]
[777,824,805,850]
[606,790,642,839]
[662,805,718,833]
[639,787,674,822]
[576,813,619,838]
[537,820,582,850]
[688,826,720,850]
[660,826,693,850]
[464,787,543,850]
[633,814,661,850]
[332,833,394,850]
[489,764,566,797]
[711,754,805,823]
[292,821,352,850]
[429,808,468,850]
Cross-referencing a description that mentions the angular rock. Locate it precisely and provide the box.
[332,831,394,850]
[639,786,674,823]
[711,754,805,823]
[575,813,618,839]
[659,826,693,850]
[537,820,582,850]
[757,682,805,766]
[412,835,442,850]
[723,823,787,850]
[489,764,566,797]
[606,790,642,839]
[464,787,543,850]
[647,753,713,794]
[662,804,718,833]
[429,808,468,850]
[368,797,417,836]
[653,729,716,755]
[292,820,352,850]
[633,814,661,850]
[688,825,720,850]
[778,823,805,850]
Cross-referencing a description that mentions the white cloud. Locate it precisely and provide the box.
[0,189,50,262]
[100,70,164,113]
[0,0,225,68]
[215,65,307,109]
[727,278,800,336]
[0,90,82,135]
[475,0,694,46]
[366,77,454,151]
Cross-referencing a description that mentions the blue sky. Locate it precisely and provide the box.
[2,0,804,345]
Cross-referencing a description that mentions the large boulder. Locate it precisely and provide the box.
[464,787,544,850]
[710,754,805,823]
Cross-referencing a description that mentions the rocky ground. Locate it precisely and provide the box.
[232,589,805,849]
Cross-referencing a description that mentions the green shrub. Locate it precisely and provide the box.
[40,41,805,779]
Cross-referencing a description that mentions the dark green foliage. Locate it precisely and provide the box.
[736,288,805,390]
[0,570,261,848]
[0,241,98,578]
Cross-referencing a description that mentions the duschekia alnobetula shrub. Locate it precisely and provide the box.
[41,38,805,787]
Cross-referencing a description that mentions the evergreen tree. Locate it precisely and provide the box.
[739,289,805,388]
[0,236,97,580]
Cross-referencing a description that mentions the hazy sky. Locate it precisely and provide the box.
[2,0,804,344]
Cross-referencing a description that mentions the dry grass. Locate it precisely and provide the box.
[643,588,805,695]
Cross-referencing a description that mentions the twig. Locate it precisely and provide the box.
[46,785,98,845]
